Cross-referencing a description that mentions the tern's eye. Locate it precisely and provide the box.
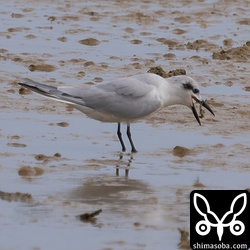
[193,88,199,94]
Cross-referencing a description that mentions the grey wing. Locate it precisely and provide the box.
[68,76,162,119]
[19,78,87,106]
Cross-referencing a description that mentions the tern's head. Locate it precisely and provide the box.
[168,75,215,125]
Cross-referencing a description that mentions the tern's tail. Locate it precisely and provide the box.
[19,78,59,98]
[19,78,85,106]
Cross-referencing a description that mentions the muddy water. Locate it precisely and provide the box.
[1,0,250,249]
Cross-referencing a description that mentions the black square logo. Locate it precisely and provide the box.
[190,190,250,250]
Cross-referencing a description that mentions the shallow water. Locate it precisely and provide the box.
[1,0,250,250]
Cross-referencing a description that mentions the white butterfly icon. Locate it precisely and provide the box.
[193,193,247,241]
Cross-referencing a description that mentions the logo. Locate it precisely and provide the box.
[194,192,246,240]
[190,190,250,250]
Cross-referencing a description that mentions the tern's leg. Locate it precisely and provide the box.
[126,123,137,153]
[117,123,126,152]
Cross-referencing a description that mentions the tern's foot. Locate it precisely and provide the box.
[131,148,138,153]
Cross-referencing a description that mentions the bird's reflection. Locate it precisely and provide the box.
[68,153,153,209]
[69,174,152,209]
[115,152,134,177]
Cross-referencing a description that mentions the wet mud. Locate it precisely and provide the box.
[147,66,186,78]
[18,166,45,177]
[76,209,102,224]
[0,190,33,203]
[212,42,250,61]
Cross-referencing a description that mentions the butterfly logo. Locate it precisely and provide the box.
[193,193,247,241]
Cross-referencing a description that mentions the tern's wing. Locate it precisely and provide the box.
[19,78,87,106]
[59,76,161,119]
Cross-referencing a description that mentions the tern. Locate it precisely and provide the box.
[19,73,214,152]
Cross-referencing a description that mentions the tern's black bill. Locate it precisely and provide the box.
[192,105,201,125]
[192,100,215,125]
[201,100,215,116]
